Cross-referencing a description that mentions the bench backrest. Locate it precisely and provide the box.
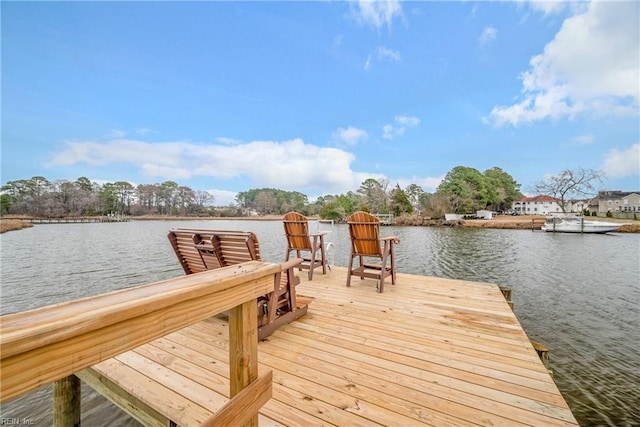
[168,228,262,275]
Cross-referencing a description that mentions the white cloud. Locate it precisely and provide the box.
[571,134,596,146]
[141,163,191,180]
[479,26,497,46]
[364,46,401,71]
[382,124,397,140]
[383,115,420,140]
[395,115,420,127]
[48,137,366,196]
[353,0,403,30]
[48,139,189,168]
[488,1,639,127]
[601,144,640,179]
[364,54,372,71]
[332,126,369,146]
[469,4,479,19]
[206,189,237,206]
[215,137,242,145]
[47,136,448,203]
[524,0,571,16]
[397,175,444,192]
[377,46,401,61]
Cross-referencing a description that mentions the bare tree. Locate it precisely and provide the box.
[195,190,214,209]
[534,168,604,212]
[255,191,276,215]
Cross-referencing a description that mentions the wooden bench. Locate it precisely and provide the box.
[168,228,310,340]
[168,229,262,273]
[0,261,278,426]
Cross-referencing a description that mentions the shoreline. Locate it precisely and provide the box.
[0,219,34,233]
[2,215,638,233]
[459,216,640,233]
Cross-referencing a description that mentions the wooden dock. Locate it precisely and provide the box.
[373,213,395,225]
[80,267,578,426]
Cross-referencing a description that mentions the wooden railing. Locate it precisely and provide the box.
[0,260,279,426]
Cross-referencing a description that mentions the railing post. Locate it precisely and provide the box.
[53,374,81,427]
[229,299,259,427]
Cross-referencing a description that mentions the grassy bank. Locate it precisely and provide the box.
[0,219,34,233]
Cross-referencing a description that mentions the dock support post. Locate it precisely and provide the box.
[53,374,81,427]
[229,299,259,427]
[499,286,513,310]
[531,340,551,373]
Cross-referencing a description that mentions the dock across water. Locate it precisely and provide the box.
[1,264,578,426]
[20,215,130,224]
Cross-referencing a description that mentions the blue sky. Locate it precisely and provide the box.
[2,0,638,206]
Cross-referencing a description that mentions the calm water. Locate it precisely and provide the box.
[1,220,639,426]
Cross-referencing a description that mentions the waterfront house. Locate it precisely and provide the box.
[596,191,640,214]
[512,192,639,217]
[512,195,562,215]
[567,199,590,214]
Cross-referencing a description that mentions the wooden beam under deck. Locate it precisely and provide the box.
[85,267,578,426]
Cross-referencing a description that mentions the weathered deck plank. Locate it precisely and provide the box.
[85,266,578,426]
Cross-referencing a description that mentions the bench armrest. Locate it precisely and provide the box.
[281,257,303,271]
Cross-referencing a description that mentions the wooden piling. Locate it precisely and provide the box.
[531,340,550,371]
[531,218,546,230]
[53,375,81,427]
[499,286,514,310]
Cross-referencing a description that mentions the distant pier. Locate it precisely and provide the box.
[373,213,395,225]
[22,215,130,224]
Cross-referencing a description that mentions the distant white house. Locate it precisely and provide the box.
[444,213,464,221]
[512,195,562,215]
[476,210,495,219]
[567,199,590,213]
[512,191,640,216]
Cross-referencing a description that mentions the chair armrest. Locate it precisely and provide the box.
[281,257,304,271]
[381,236,400,244]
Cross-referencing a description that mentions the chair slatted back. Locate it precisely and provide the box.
[168,228,261,275]
[348,211,383,256]
[283,211,313,251]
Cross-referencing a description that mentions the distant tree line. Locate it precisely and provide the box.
[0,177,214,217]
[305,166,522,220]
[1,166,523,219]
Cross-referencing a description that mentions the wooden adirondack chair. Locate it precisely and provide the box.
[167,228,308,340]
[283,211,328,280]
[346,211,400,293]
